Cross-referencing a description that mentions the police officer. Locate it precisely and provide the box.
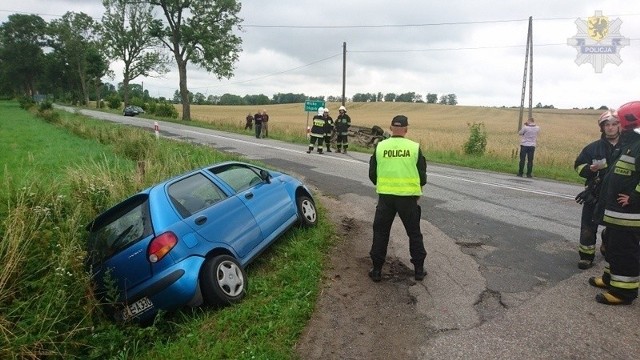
[307,107,326,154]
[322,108,334,152]
[590,101,640,305]
[368,115,427,282]
[335,105,351,154]
[573,110,620,270]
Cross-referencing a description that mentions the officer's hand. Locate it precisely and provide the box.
[617,193,630,207]
[575,190,597,205]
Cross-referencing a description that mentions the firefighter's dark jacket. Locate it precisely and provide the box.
[310,115,325,136]
[574,135,619,184]
[600,131,640,230]
[368,136,427,187]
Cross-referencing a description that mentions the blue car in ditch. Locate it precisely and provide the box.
[86,161,317,322]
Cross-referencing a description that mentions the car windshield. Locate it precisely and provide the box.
[210,164,264,193]
[87,196,152,265]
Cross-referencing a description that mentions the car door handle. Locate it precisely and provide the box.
[245,192,254,200]
[195,216,207,225]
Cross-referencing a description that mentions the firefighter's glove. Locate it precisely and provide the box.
[575,190,597,205]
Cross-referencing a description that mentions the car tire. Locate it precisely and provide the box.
[200,255,247,306]
[296,195,317,227]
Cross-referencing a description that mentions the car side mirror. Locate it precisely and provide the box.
[259,169,271,184]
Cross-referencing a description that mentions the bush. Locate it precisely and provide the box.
[146,101,157,115]
[155,102,178,119]
[18,96,35,110]
[38,101,53,112]
[128,96,145,110]
[107,95,121,110]
[463,122,487,155]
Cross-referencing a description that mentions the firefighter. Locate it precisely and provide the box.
[368,115,427,282]
[307,107,326,154]
[573,110,620,270]
[590,101,640,305]
[335,105,351,154]
[322,108,334,152]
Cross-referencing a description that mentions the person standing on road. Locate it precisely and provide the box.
[261,109,269,138]
[322,108,334,152]
[307,107,326,154]
[574,110,620,270]
[368,115,427,282]
[245,113,253,130]
[253,110,264,139]
[590,101,640,305]
[335,105,351,154]
[518,117,541,178]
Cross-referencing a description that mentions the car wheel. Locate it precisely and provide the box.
[200,255,246,306]
[297,195,317,227]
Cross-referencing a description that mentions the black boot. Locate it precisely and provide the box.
[368,268,382,282]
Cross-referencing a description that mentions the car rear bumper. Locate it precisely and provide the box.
[123,256,205,321]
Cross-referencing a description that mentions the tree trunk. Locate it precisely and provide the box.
[123,77,130,107]
[95,81,101,108]
[177,59,190,121]
[78,63,89,105]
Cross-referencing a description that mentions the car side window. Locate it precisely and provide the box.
[210,164,263,193]
[168,173,227,218]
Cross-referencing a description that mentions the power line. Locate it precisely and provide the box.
[243,14,640,28]
[189,53,342,90]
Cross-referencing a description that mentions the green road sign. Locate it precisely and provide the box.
[304,100,326,112]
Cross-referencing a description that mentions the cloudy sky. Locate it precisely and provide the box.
[1,1,639,109]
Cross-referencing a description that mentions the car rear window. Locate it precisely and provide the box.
[87,195,152,264]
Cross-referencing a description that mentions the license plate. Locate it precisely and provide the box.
[122,297,153,320]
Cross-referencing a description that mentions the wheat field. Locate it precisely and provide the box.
[182,102,604,170]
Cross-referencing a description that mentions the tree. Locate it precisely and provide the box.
[446,93,458,105]
[426,93,438,104]
[48,12,102,105]
[85,46,113,107]
[193,92,206,105]
[438,95,447,104]
[353,93,376,102]
[149,0,243,120]
[396,92,416,102]
[219,93,243,105]
[102,0,169,107]
[0,14,47,97]
[384,93,396,102]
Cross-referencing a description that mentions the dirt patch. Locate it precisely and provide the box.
[295,195,436,360]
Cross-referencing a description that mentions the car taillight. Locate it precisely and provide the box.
[148,232,178,263]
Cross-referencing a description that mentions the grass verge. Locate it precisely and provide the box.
[0,100,334,359]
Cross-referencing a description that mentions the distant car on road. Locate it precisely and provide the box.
[86,161,317,323]
[123,105,144,116]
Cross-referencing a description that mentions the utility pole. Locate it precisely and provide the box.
[518,17,533,131]
[342,42,346,106]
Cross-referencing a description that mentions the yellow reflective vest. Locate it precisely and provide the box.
[375,137,422,195]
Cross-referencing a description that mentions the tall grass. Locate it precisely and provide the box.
[0,101,333,359]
